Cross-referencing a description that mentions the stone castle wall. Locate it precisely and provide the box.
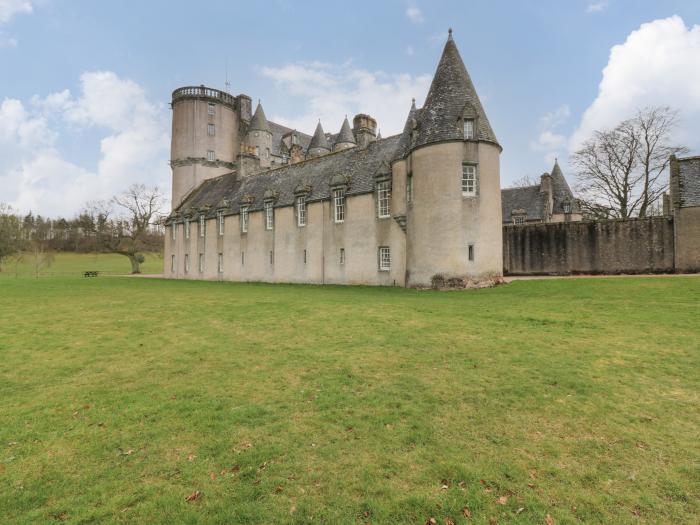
[503,217,676,275]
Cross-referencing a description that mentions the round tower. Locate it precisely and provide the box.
[405,30,502,286]
[246,101,273,168]
[333,116,357,152]
[170,86,239,209]
[307,121,331,158]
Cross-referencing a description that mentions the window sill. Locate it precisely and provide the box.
[461,193,477,198]
[377,215,391,220]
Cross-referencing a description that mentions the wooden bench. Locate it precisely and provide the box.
[83,271,99,277]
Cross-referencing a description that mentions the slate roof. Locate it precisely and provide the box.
[268,122,312,157]
[414,31,499,149]
[396,99,419,159]
[501,186,544,222]
[249,102,271,133]
[171,134,401,220]
[335,117,356,145]
[550,160,579,213]
[308,121,331,152]
[678,156,700,207]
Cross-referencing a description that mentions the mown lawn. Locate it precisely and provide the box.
[0,275,698,524]
[0,251,163,277]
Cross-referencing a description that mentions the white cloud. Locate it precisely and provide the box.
[570,16,700,153]
[258,61,431,137]
[586,1,608,13]
[0,0,32,24]
[0,71,170,216]
[530,104,570,165]
[405,6,424,24]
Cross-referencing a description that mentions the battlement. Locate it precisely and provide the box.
[172,86,236,108]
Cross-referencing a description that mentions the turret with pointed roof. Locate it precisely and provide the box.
[246,101,273,168]
[333,116,356,152]
[307,121,331,158]
[414,29,499,150]
[248,101,271,133]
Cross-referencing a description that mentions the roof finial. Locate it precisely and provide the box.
[448,28,453,41]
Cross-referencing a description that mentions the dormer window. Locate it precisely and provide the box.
[185,220,191,239]
[199,215,206,237]
[463,119,475,140]
[563,202,572,214]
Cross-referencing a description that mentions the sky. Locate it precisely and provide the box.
[1,0,700,217]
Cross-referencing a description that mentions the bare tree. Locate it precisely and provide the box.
[109,184,164,273]
[0,203,24,272]
[508,174,539,188]
[572,106,686,219]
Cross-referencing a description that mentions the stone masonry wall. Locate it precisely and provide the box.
[503,217,675,275]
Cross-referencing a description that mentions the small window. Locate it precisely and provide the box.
[468,243,475,262]
[303,249,307,264]
[184,253,190,273]
[198,253,204,273]
[207,150,215,162]
[377,180,391,218]
[240,207,249,233]
[217,211,224,235]
[254,146,260,157]
[462,164,476,196]
[218,253,223,273]
[563,202,572,213]
[292,134,298,145]
[171,254,175,272]
[333,188,345,223]
[241,251,245,266]
[265,148,270,160]
[339,248,345,265]
[297,195,307,227]
[265,201,274,230]
[171,223,177,240]
[208,123,215,136]
[199,215,206,237]
[407,172,413,203]
[269,250,274,265]
[463,119,475,140]
[208,103,215,115]
[513,215,525,225]
[185,220,191,239]
[378,246,391,271]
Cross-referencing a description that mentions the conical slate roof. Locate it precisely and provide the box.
[335,116,356,145]
[249,102,271,133]
[396,98,419,157]
[414,31,499,149]
[549,159,578,211]
[308,121,331,151]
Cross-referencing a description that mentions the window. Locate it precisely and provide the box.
[265,201,274,230]
[198,253,204,273]
[407,173,413,203]
[218,253,223,273]
[199,215,206,237]
[208,103,215,115]
[377,180,391,218]
[269,250,274,265]
[303,249,307,264]
[207,150,215,162]
[171,223,177,240]
[563,202,572,213]
[184,254,190,273]
[339,248,345,265]
[468,243,475,262]
[513,215,525,225]
[217,211,224,235]
[297,196,307,227]
[378,246,391,271]
[240,207,248,233]
[241,251,245,266]
[265,148,270,160]
[462,164,476,196]
[185,220,191,239]
[171,254,175,272]
[254,146,260,157]
[333,188,345,223]
[463,119,475,140]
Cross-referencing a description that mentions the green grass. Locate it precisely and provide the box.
[0,276,698,524]
[0,251,163,277]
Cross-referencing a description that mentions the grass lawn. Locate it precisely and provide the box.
[0,275,698,524]
[0,251,163,277]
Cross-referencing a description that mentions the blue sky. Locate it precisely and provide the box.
[2,0,700,216]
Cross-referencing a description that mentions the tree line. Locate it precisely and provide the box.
[1,184,165,274]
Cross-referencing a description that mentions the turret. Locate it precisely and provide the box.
[246,101,273,168]
[333,116,357,152]
[352,113,377,148]
[540,172,553,217]
[404,29,502,285]
[170,85,239,209]
[307,121,331,158]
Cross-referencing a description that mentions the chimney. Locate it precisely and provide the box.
[353,113,377,148]
[540,172,553,218]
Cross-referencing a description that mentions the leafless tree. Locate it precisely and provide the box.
[572,106,686,219]
[109,184,164,273]
[508,174,539,188]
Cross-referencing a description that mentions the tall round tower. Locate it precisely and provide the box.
[404,30,502,286]
[170,86,240,209]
